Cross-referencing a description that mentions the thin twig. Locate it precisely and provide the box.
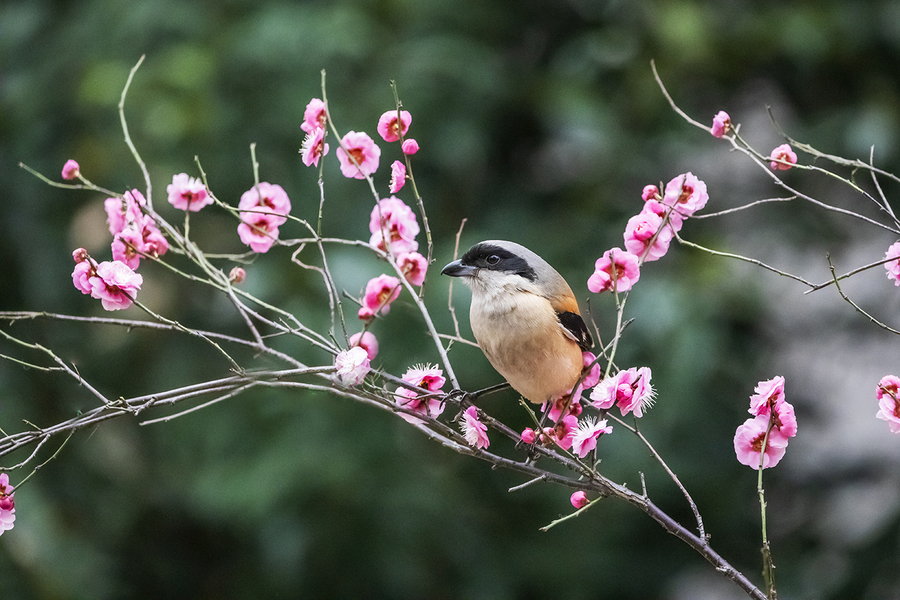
[826,254,900,335]
[119,55,152,208]
[673,231,816,287]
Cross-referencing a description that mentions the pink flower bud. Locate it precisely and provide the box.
[641,184,659,202]
[520,428,537,444]
[570,491,589,509]
[229,267,246,284]
[62,159,80,180]
[72,248,89,263]
[711,111,731,138]
[401,139,419,155]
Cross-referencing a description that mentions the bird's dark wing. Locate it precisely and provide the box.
[557,311,593,352]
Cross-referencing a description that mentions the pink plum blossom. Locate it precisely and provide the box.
[662,172,709,218]
[735,377,798,469]
[570,491,589,509]
[590,372,629,411]
[62,159,80,180]
[641,184,659,202]
[617,366,656,418]
[876,375,900,433]
[520,428,537,444]
[111,228,145,269]
[108,207,168,270]
[395,364,446,424]
[769,144,798,170]
[749,376,786,417]
[642,199,683,233]
[771,399,798,441]
[229,267,246,284]
[623,210,673,262]
[581,352,601,390]
[349,331,379,360]
[72,260,95,295]
[0,473,15,536]
[140,218,169,258]
[358,274,402,320]
[72,247,89,264]
[397,251,427,286]
[884,242,900,286]
[389,160,406,193]
[368,196,420,255]
[587,248,640,293]
[552,415,579,451]
[301,98,327,134]
[167,173,211,211]
[401,139,419,155]
[334,346,371,387]
[544,396,582,422]
[237,212,280,253]
[734,414,789,470]
[460,406,490,449]
[105,190,146,236]
[301,127,329,167]
[571,417,612,458]
[749,377,797,443]
[589,367,655,417]
[711,111,731,138]
[89,260,143,311]
[377,109,412,142]
[239,182,291,226]
[336,131,381,179]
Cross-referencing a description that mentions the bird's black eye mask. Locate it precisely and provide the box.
[461,244,536,282]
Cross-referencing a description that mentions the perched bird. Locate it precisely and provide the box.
[441,240,592,404]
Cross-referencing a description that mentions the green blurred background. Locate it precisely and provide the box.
[2,0,900,598]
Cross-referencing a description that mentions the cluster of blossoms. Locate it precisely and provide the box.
[521,413,614,460]
[67,181,164,311]
[107,189,169,269]
[300,97,418,194]
[518,353,653,460]
[65,160,280,309]
[72,249,144,311]
[236,182,292,253]
[733,376,798,469]
[299,98,330,168]
[587,172,708,295]
[314,103,448,439]
[0,473,15,537]
[356,195,426,323]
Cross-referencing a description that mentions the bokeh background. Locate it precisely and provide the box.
[3,1,900,598]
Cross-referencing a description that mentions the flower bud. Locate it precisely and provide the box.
[229,266,246,284]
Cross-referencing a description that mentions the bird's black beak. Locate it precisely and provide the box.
[441,259,476,278]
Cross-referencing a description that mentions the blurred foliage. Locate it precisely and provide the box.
[2,0,900,598]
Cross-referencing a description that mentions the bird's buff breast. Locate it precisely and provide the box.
[469,291,582,403]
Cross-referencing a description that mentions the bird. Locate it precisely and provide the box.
[441,240,593,405]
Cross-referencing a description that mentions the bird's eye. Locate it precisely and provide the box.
[486,254,500,265]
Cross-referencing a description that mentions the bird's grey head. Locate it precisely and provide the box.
[441,240,572,299]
